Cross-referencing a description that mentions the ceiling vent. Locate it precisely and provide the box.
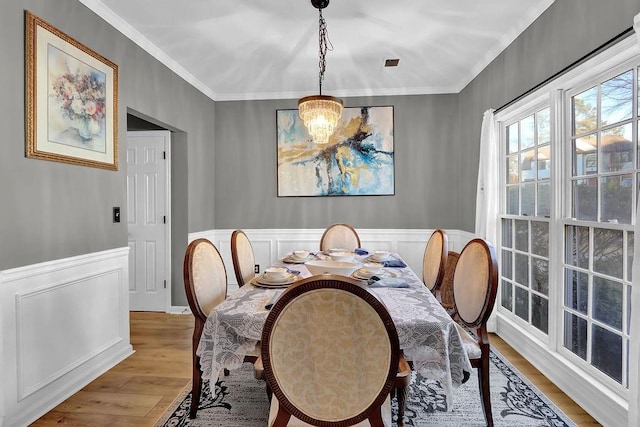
[384,58,399,67]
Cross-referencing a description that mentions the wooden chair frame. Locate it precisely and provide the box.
[231,229,255,287]
[319,223,361,252]
[183,238,227,419]
[422,229,448,292]
[261,275,399,426]
[452,238,498,427]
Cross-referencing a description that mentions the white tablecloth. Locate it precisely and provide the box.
[197,253,472,406]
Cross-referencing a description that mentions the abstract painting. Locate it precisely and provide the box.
[25,11,118,170]
[277,106,394,196]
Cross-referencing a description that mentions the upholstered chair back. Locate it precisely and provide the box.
[183,238,227,321]
[320,223,361,252]
[262,275,398,426]
[231,229,256,287]
[422,229,448,292]
[452,239,498,328]
[439,250,460,313]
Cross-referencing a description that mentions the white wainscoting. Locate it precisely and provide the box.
[188,228,476,293]
[0,248,133,427]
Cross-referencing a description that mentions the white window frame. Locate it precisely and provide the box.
[493,34,638,426]
[497,97,554,346]
[559,60,636,396]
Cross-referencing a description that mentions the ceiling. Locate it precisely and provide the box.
[80,0,555,101]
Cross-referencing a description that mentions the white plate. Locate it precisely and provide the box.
[254,272,298,285]
[366,254,394,262]
[251,275,299,288]
[352,269,397,280]
[282,255,312,264]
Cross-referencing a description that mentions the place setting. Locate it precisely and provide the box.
[351,262,397,280]
[365,250,407,268]
[251,267,301,288]
[281,249,315,264]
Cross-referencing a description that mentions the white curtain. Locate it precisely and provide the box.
[629,13,640,427]
[475,109,499,331]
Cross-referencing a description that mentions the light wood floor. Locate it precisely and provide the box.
[31,312,601,426]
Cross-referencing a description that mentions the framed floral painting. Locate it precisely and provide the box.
[25,12,118,170]
[277,106,394,196]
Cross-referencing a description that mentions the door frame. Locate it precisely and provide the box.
[127,130,172,312]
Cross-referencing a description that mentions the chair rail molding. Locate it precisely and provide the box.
[0,247,133,427]
[188,228,476,292]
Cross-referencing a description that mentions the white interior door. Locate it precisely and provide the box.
[127,130,170,311]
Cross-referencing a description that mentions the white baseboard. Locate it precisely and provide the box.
[168,305,190,314]
[496,313,627,427]
[0,248,133,426]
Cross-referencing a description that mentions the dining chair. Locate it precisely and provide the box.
[437,250,460,317]
[183,238,260,419]
[231,229,256,287]
[452,238,499,427]
[261,274,399,426]
[319,223,361,252]
[422,229,448,293]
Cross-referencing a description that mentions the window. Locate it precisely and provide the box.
[498,55,638,396]
[501,107,551,334]
[563,69,634,389]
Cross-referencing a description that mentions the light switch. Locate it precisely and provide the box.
[113,207,121,223]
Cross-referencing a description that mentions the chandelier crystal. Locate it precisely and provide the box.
[298,0,343,145]
[298,95,343,145]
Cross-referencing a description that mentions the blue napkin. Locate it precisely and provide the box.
[382,259,407,268]
[285,268,301,275]
[367,277,409,288]
[355,248,369,256]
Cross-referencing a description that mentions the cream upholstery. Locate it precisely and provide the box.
[454,323,482,359]
[451,238,498,427]
[183,238,228,419]
[262,276,398,426]
[320,223,361,252]
[422,229,447,292]
[231,229,256,287]
[453,241,492,326]
[438,251,459,313]
[190,240,227,317]
[268,395,392,427]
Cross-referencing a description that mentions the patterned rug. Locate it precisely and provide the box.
[155,349,576,427]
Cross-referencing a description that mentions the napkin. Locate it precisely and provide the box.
[355,248,369,256]
[382,259,407,268]
[367,277,409,288]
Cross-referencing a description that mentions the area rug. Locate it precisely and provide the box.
[155,349,576,427]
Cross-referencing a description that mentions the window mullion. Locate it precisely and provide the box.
[548,89,564,352]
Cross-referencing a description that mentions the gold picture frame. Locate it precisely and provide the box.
[25,11,118,170]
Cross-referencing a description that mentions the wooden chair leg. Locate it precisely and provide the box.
[478,356,493,427]
[190,354,203,419]
[396,384,407,427]
[190,320,204,419]
[395,353,411,427]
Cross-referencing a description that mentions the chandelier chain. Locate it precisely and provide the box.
[318,9,333,95]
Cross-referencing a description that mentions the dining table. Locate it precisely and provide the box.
[196,251,473,408]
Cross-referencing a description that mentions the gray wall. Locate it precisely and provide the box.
[456,0,640,232]
[213,0,640,233]
[2,0,640,306]
[0,1,217,309]
[214,95,462,230]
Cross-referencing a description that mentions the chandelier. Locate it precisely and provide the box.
[298,0,343,145]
